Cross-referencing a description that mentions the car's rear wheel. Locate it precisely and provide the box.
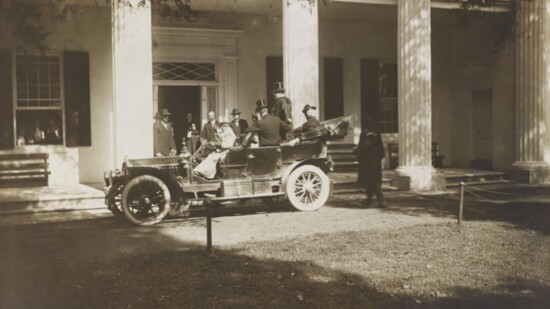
[122,175,171,226]
[286,165,330,211]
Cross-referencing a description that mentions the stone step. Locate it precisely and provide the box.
[327,143,356,149]
[330,154,358,162]
[0,185,105,215]
[446,179,513,188]
[327,148,355,155]
[445,172,507,186]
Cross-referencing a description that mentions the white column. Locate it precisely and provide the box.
[396,0,439,191]
[218,56,238,122]
[111,1,154,165]
[512,0,550,184]
[283,0,319,127]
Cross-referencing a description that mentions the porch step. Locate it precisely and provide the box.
[331,171,396,194]
[444,170,507,188]
[0,185,105,215]
[327,143,357,173]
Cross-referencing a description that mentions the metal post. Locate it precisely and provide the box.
[458,182,465,226]
[206,200,212,253]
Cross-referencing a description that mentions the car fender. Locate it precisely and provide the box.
[280,158,330,190]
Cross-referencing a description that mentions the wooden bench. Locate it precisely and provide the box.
[0,153,50,188]
[386,142,445,169]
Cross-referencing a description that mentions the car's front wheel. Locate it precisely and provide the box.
[107,190,123,219]
[286,165,330,211]
[122,175,171,226]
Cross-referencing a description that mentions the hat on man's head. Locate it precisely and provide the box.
[231,108,241,115]
[272,82,285,94]
[302,104,317,114]
[255,99,268,112]
[154,112,161,120]
[159,109,171,116]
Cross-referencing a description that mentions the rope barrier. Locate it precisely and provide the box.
[463,184,522,197]
[464,188,500,203]
[457,182,522,226]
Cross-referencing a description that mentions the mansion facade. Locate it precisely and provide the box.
[0,0,549,190]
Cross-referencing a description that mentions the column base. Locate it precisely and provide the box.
[509,162,550,184]
[391,166,445,192]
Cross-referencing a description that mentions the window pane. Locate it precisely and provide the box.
[16,110,63,145]
[16,55,61,103]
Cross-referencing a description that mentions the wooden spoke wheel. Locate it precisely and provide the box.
[286,165,330,211]
[122,175,171,226]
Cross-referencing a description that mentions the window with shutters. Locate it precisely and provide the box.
[14,55,64,146]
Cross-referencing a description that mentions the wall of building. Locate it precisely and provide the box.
[448,12,514,170]
[0,5,114,185]
[0,3,514,187]
[47,6,114,184]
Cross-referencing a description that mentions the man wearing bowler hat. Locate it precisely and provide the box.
[229,108,249,143]
[248,99,291,147]
[271,82,293,125]
[153,109,177,156]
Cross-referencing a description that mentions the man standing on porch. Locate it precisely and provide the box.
[153,109,176,157]
[201,111,219,143]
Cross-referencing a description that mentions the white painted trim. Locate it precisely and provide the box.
[152,80,218,87]
[156,43,237,50]
[152,27,243,38]
[332,0,511,12]
[152,57,219,63]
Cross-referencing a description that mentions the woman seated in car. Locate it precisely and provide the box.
[193,122,236,179]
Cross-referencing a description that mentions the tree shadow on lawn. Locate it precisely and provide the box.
[1,217,549,308]
[328,193,550,235]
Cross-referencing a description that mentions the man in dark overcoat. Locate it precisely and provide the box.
[354,118,387,207]
[201,111,219,143]
[153,109,177,156]
[248,99,291,147]
[270,82,293,124]
[229,108,249,144]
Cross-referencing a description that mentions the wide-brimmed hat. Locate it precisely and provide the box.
[272,82,285,94]
[302,104,317,114]
[231,108,241,115]
[159,109,171,116]
[255,99,268,112]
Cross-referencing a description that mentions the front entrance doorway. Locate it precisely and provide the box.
[157,86,201,154]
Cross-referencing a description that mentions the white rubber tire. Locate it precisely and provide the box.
[286,165,330,211]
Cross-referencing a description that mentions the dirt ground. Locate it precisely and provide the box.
[1,191,549,308]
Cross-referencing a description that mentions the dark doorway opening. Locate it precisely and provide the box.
[266,56,283,111]
[360,58,380,129]
[157,86,201,154]
[324,58,344,120]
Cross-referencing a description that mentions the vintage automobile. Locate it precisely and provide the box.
[104,115,352,226]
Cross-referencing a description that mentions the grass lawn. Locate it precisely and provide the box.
[2,191,549,308]
[36,221,548,308]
